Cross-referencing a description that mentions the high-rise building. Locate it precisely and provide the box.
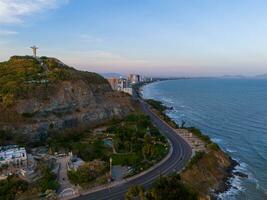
[128,74,140,84]
[118,78,128,90]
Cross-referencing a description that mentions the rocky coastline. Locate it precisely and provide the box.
[138,80,247,199]
[212,157,239,198]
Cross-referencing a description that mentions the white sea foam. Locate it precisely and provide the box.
[211,138,223,144]
[237,161,248,172]
[217,159,267,200]
[218,160,248,199]
[161,97,174,105]
[218,175,244,200]
[225,148,237,153]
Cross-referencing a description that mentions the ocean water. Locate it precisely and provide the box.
[143,79,267,200]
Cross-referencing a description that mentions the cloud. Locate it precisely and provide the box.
[80,34,104,43]
[0,0,68,24]
[0,29,18,36]
[55,50,150,70]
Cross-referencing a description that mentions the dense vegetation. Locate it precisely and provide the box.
[0,130,28,146]
[68,160,108,187]
[108,114,169,173]
[125,174,197,200]
[146,99,168,112]
[146,99,179,129]
[45,113,169,186]
[0,56,108,106]
[46,129,111,162]
[38,166,59,193]
[0,165,58,200]
[0,176,29,200]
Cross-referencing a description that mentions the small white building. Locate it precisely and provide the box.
[0,145,27,166]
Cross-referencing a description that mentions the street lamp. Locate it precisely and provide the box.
[109,157,113,179]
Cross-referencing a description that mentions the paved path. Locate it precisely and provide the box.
[58,156,77,198]
[73,99,192,200]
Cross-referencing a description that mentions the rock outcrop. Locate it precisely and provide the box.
[0,56,134,141]
[181,149,237,200]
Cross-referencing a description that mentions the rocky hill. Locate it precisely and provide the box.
[0,56,134,141]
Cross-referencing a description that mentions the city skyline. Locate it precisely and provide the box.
[1,0,267,76]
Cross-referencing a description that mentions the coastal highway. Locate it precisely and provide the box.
[73,99,192,200]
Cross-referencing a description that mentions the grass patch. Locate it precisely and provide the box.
[112,153,141,166]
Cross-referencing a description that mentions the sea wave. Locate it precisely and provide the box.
[218,158,267,200]
[211,138,223,144]
[160,96,175,105]
[218,175,244,200]
[225,148,237,153]
[218,160,248,199]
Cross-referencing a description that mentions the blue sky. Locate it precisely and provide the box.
[1,0,267,76]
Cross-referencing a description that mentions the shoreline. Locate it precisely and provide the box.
[214,157,239,197]
[137,80,244,199]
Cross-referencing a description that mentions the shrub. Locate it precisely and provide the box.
[185,127,211,143]
[0,176,29,200]
[146,99,179,129]
[187,151,205,169]
[125,185,146,200]
[207,143,220,151]
[127,174,197,200]
[146,99,167,112]
[68,161,107,187]
[147,174,197,200]
[39,167,59,193]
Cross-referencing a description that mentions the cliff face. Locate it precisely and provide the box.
[0,56,134,141]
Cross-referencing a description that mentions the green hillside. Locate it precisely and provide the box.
[0,56,108,106]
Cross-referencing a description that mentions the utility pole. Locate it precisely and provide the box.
[110,157,113,179]
[30,45,38,58]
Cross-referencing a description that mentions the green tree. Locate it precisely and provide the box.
[147,175,197,200]
[0,176,28,200]
[39,167,59,193]
[142,134,155,159]
[125,185,146,200]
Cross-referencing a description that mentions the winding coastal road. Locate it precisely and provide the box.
[74,98,192,200]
